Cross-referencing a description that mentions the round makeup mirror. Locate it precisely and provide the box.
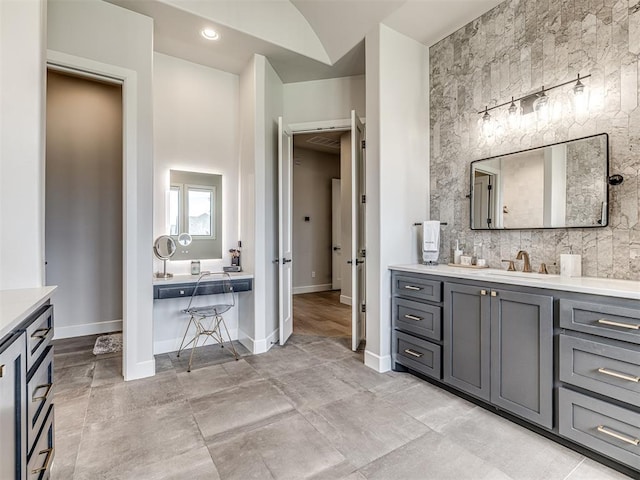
[154,235,176,278]
[177,232,193,246]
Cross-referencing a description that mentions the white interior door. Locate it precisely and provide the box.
[331,178,342,290]
[278,117,294,345]
[351,111,365,351]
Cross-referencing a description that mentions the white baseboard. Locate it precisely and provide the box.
[364,349,391,372]
[253,328,279,354]
[340,295,352,306]
[237,328,254,354]
[154,328,239,355]
[292,284,332,295]
[124,359,155,381]
[53,319,123,340]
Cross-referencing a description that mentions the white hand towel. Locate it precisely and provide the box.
[422,221,440,264]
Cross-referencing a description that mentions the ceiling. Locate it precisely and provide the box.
[293,131,345,154]
[106,0,504,82]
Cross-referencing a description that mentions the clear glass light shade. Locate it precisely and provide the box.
[573,76,589,114]
[508,99,521,129]
[481,110,493,137]
[534,91,549,122]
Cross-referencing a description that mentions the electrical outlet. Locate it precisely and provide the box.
[311,271,316,278]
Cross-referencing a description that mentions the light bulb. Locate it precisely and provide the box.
[201,28,219,40]
[534,88,549,122]
[508,97,520,129]
[481,107,493,137]
[573,74,588,114]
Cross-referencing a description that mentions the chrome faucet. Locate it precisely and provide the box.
[516,250,532,272]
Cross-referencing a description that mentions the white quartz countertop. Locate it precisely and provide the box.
[389,264,640,300]
[0,286,57,342]
[153,272,254,286]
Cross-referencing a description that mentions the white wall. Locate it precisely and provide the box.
[283,75,365,124]
[292,147,340,292]
[238,54,283,353]
[48,0,154,381]
[238,57,257,347]
[0,0,47,290]
[365,24,429,372]
[263,59,284,345]
[153,53,239,274]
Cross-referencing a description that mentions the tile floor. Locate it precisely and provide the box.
[51,334,633,480]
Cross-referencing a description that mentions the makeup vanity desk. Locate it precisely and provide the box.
[152,272,253,355]
[153,272,253,299]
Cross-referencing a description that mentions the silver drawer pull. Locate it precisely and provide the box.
[32,383,53,402]
[404,314,423,322]
[597,368,640,383]
[404,348,424,358]
[404,285,422,291]
[596,426,640,446]
[31,327,52,340]
[597,319,640,330]
[31,447,54,474]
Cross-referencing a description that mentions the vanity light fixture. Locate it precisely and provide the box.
[477,73,591,136]
[201,28,220,40]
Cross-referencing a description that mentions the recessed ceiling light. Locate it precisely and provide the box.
[201,28,219,41]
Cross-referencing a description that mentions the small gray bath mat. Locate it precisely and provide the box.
[93,333,123,355]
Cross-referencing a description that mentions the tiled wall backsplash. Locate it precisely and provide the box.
[430,0,640,279]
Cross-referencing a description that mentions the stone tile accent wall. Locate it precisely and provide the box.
[430,0,640,279]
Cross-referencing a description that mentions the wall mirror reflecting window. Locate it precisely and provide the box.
[169,170,222,260]
[470,133,609,230]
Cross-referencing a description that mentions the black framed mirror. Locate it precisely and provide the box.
[470,133,609,230]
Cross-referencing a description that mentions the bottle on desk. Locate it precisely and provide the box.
[191,260,201,275]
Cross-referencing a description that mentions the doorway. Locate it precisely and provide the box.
[290,130,349,337]
[279,111,366,351]
[45,69,123,340]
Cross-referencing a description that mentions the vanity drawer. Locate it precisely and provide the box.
[27,346,54,456]
[25,305,54,375]
[394,331,441,380]
[393,298,441,341]
[560,299,640,344]
[560,334,640,407]
[392,274,441,303]
[559,388,640,471]
[27,405,54,480]
[154,279,253,299]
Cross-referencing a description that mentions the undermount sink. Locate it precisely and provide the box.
[485,270,559,280]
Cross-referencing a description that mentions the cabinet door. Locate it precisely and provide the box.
[491,289,553,428]
[443,283,491,401]
[0,332,27,480]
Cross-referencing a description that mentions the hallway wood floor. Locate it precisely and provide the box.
[293,290,351,337]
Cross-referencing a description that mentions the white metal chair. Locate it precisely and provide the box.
[177,271,239,372]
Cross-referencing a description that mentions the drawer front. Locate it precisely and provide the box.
[394,331,441,380]
[155,279,252,299]
[26,305,54,374]
[559,388,640,471]
[393,298,442,341]
[27,347,54,457]
[27,405,54,480]
[393,274,442,302]
[560,299,640,344]
[560,334,640,407]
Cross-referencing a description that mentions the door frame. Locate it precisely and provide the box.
[287,117,366,349]
[45,50,146,381]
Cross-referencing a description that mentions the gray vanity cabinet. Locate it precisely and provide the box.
[443,283,491,401]
[0,332,27,480]
[444,282,553,428]
[490,289,553,428]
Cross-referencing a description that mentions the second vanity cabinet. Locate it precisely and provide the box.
[391,266,640,476]
[443,283,553,428]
